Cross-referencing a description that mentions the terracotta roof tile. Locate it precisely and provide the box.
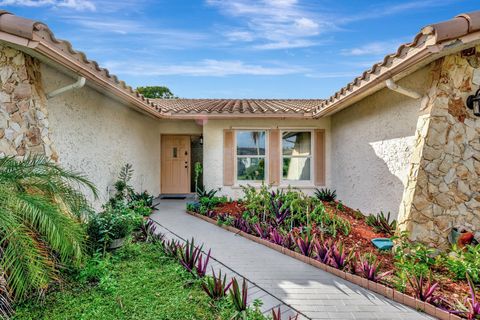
[152,99,321,116]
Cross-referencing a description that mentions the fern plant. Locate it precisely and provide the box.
[0,155,97,305]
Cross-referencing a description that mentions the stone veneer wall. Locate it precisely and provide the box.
[398,47,480,247]
[0,44,57,159]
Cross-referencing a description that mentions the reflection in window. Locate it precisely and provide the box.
[236,131,266,181]
[282,132,311,181]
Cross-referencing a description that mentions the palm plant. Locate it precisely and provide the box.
[0,155,97,304]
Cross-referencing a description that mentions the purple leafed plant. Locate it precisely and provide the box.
[269,228,284,245]
[178,238,202,273]
[201,269,232,300]
[272,307,299,320]
[196,249,211,278]
[205,210,216,219]
[233,217,251,233]
[454,273,480,319]
[295,234,315,257]
[407,273,439,303]
[253,223,270,239]
[328,241,352,270]
[270,196,290,226]
[313,239,330,264]
[282,233,295,250]
[163,239,180,257]
[356,253,392,282]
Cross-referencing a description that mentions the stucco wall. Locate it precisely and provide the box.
[42,63,161,207]
[202,118,331,199]
[330,66,432,218]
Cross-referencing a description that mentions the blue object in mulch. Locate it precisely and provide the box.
[371,238,394,251]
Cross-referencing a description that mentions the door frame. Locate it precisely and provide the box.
[160,133,201,195]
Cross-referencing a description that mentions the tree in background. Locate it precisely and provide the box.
[136,86,176,99]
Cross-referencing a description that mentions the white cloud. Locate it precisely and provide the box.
[207,0,331,50]
[341,41,403,56]
[104,59,308,77]
[0,0,95,10]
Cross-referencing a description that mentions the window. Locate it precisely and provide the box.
[282,131,311,181]
[236,131,266,181]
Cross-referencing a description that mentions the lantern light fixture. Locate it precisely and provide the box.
[466,88,480,117]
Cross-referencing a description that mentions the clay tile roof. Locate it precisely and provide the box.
[312,10,480,117]
[152,99,322,116]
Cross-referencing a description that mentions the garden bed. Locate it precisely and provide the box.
[187,185,479,320]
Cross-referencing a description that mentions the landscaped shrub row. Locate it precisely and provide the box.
[187,184,480,319]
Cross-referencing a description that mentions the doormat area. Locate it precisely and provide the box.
[160,195,188,199]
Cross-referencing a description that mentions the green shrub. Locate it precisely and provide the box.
[87,203,142,251]
[310,204,351,237]
[446,244,480,283]
[129,199,153,217]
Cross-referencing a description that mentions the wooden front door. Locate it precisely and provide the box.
[161,135,191,194]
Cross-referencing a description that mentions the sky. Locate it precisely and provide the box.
[1,0,478,99]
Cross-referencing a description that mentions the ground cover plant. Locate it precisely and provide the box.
[187,184,478,318]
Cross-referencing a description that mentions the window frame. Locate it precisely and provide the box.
[280,129,314,185]
[234,129,268,184]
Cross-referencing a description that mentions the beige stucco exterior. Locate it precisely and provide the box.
[202,118,331,198]
[41,63,161,207]
[330,66,432,218]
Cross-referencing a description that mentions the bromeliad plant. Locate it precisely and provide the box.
[163,239,181,257]
[230,277,248,313]
[295,233,315,257]
[314,188,337,202]
[455,273,480,319]
[407,272,439,303]
[328,241,353,270]
[178,238,203,274]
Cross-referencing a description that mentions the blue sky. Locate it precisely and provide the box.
[1,0,478,98]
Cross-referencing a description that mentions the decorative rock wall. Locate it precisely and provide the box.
[398,47,480,248]
[0,44,57,159]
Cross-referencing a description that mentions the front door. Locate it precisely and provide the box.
[161,135,191,194]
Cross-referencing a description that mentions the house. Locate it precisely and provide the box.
[0,10,479,248]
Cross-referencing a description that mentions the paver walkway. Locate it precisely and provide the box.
[150,199,433,320]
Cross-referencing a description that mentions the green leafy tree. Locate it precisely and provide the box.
[0,155,97,304]
[136,86,176,99]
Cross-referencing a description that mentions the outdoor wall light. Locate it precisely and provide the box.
[199,134,203,145]
[466,88,480,116]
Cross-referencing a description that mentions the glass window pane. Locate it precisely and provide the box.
[237,157,265,181]
[283,157,310,180]
[282,132,311,156]
[237,131,265,155]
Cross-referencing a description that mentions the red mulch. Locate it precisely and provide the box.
[211,199,471,303]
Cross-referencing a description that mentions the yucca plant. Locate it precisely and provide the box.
[0,155,97,305]
[201,270,232,300]
[178,238,202,273]
[314,188,337,202]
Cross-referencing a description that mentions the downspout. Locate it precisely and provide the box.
[385,79,422,99]
[47,76,86,99]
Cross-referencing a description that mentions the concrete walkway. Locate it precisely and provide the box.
[150,200,433,320]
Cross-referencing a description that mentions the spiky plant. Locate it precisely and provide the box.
[365,211,397,235]
[0,155,97,305]
[314,188,337,202]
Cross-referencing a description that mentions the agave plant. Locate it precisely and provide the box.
[407,272,439,303]
[314,188,337,202]
[356,253,392,282]
[178,238,202,273]
[272,307,299,320]
[0,155,97,303]
[201,269,232,300]
[365,212,397,235]
[455,273,480,319]
[230,277,248,312]
[196,249,211,278]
